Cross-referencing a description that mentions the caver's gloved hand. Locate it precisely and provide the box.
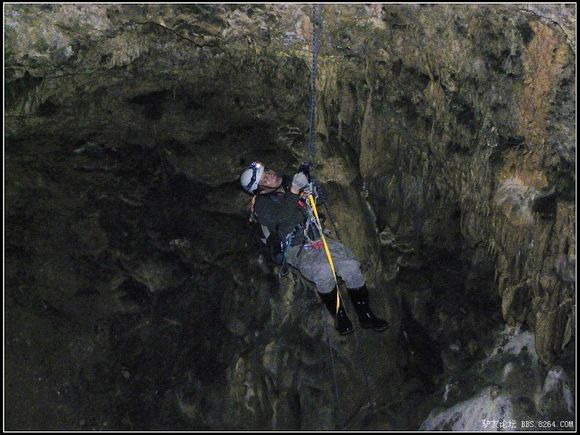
[292,172,310,193]
[294,163,327,205]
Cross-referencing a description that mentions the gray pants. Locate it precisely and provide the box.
[286,239,365,294]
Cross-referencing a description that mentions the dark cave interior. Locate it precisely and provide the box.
[4,4,576,431]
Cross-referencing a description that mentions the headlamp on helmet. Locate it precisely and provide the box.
[240,161,265,194]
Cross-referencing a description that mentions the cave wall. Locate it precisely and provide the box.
[5,4,403,430]
[310,4,575,366]
[4,3,575,430]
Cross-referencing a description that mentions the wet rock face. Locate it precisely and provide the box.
[5,4,575,431]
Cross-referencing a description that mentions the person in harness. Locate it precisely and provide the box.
[240,161,389,335]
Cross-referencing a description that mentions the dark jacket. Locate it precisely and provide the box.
[253,174,326,266]
[254,175,308,247]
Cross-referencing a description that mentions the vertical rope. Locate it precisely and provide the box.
[307,4,322,164]
[323,205,373,403]
[351,315,375,415]
[306,10,345,425]
[321,304,343,430]
[305,4,376,428]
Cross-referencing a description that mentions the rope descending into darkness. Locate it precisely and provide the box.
[304,6,376,427]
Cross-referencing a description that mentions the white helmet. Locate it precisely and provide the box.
[240,161,265,194]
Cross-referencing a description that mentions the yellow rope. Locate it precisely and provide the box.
[308,194,341,313]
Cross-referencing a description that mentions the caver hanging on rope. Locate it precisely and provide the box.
[239,5,389,429]
[239,163,389,335]
[239,160,388,432]
[238,6,389,336]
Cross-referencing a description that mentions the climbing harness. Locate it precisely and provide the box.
[279,225,302,277]
[303,240,324,250]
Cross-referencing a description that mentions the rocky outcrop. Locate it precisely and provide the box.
[5,3,575,430]
[420,325,575,431]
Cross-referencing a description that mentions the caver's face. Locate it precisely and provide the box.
[259,169,283,191]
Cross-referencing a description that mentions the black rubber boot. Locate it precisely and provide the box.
[347,285,389,331]
[318,289,354,336]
